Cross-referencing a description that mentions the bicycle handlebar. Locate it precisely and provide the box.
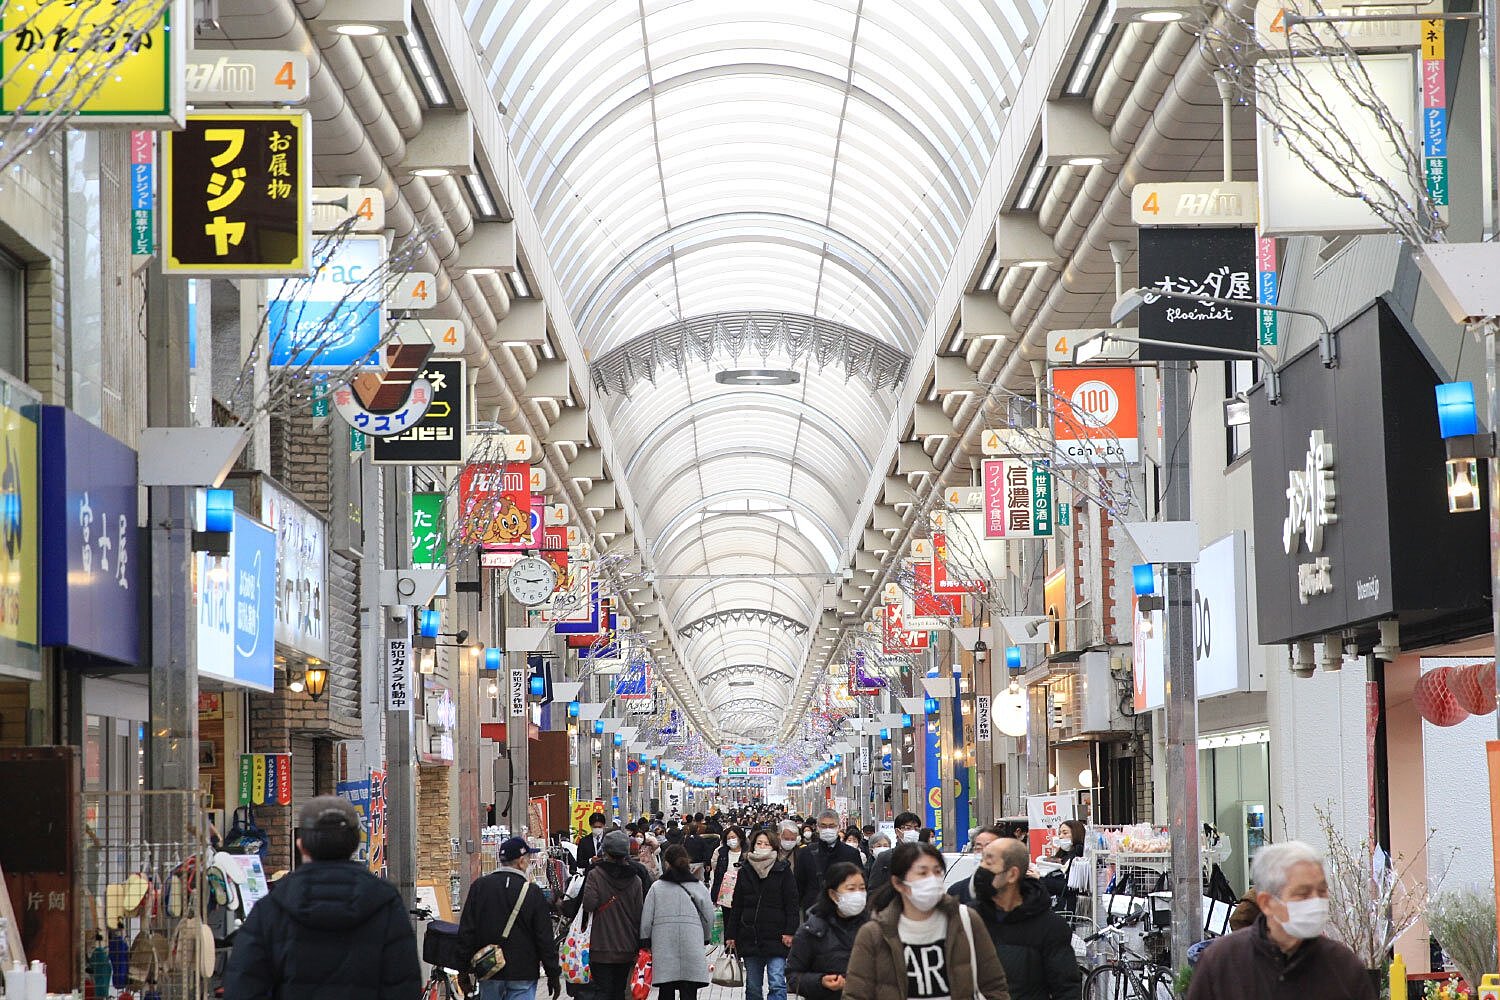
[410,906,435,921]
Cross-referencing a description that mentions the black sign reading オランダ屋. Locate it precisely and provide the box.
[371,359,467,466]
[163,112,309,275]
[1137,226,1256,361]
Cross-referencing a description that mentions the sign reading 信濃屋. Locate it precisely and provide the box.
[982,458,1054,539]
[163,111,310,275]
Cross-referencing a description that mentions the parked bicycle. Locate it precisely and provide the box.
[412,906,476,1000]
[1082,911,1174,1000]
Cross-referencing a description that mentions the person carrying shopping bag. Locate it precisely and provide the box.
[845,843,1011,1000]
[725,829,800,1000]
[640,846,715,1000]
[786,861,870,1000]
[580,831,647,1000]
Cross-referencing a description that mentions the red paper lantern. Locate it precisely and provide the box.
[1450,661,1497,716]
[1414,667,1470,727]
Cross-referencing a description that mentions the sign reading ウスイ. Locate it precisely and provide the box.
[371,359,467,465]
[163,112,310,275]
[1136,226,1256,361]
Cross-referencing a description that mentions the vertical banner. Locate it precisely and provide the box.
[509,667,526,719]
[368,768,387,877]
[983,458,1054,539]
[952,675,969,850]
[1421,20,1449,221]
[924,712,942,843]
[387,637,411,712]
[976,695,992,743]
[130,131,154,255]
[239,753,293,805]
[1489,741,1500,957]
[1257,237,1279,348]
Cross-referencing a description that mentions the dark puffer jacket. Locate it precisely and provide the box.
[724,860,800,957]
[581,858,646,964]
[974,878,1081,1000]
[221,859,420,1000]
[1185,916,1376,1000]
[786,910,869,1000]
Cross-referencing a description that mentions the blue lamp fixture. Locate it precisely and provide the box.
[613,732,624,747]
[483,647,502,671]
[1436,382,1486,513]
[418,609,441,638]
[193,488,235,555]
[1133,563,1164,613]
[593,720,605,735]
[901,713,912,727]
[923,695,939,714]
[1005,645,1023,670]
[567,701,580,718]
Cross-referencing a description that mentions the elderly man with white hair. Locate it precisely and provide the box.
[1186,840,1375,1000]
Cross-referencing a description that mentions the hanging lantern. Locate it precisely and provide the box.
[1414,667,1470,727]
[1449,661,1497,715]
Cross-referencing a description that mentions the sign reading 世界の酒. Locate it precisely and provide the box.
[163,112,310,275]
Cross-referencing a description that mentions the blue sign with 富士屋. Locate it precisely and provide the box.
[39,406,140,665]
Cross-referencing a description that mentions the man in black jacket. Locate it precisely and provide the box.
[866,811,922,900]
[970,838,1081,1000]
[792,810,862,912]
[458,837,562,1000]
[223,796,420,1000]
[576,811,608,870]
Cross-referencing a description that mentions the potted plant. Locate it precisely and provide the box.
[1427,889,1497,995]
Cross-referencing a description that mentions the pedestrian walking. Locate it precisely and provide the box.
[725,828,800,1000]
[457,837,563,1000]
[1186,841,1374,1000]
[222,796,420,1000]
[867,812,922,904]
[968,838,1080,1000]
[636,830,662,880]
[786,861,870,1000]
[844,842,1010,1000]
[640,845,715,1000]
[710,825,746,910]
[794,810,863,912]
[949,827,1005,905]
[578,812,609,870]
[580,830,647,1000]
[776,820,802,866]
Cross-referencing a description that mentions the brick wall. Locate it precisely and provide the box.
[269,411,332,518]
[416,763,453,884]
[1100,506,1119,643]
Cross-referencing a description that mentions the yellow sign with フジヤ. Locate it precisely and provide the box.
[0,402,37,647]
[0,0,186,122]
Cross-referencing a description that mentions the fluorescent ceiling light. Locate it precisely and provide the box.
[467,266,500,276]
[1065,7,1116,96]
[463,172,500,219]
[333,22,383,35]
[1014,259,1051,269]
[977,249,1002,293]
[946,328,967,353]
[1139,9,1185,20]
[411,166,453,178]
[716,369,800,386]
[508,270,532,299]
[1067,155,1106,167]
[1014,154,1049,212]
[540,338,557,360]
[398,26,452,107]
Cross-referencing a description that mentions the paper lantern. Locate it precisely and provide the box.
[1414,667,1470,727]
[1449,661,1497,716]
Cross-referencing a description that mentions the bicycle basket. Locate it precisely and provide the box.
[423,920,467,971]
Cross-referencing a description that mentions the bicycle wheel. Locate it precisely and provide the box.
[1144,966,1176,1000]
[1083,964,1133,1000]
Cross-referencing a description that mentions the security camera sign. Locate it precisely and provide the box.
[1050,367,1139,466]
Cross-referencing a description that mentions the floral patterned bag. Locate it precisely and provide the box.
[559,908,592,984]
[716,861,740,907]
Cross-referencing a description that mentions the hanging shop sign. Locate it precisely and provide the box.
[1045,566,1068,656]
[196,512,276,692]
[411,492,446,566]
[38,407,139,665]
[1249,298,1488,646]
[848,649,885,696]
[312,186,385,234]
[267,235,384,369]
[942,485,983,511]
[931,531,986,595]
[185,50,308,104]
[238,752,293,806]
[1049,367,1140,466]
[0,0,187,123]
[615,659,651,700]
[395,317,465,355]
[163,111,310,275]
[387,637,411,712]
[509,667,526,719]
[1131,181,1259,227]
[882,602,929,654]
[371,359,467,465]
[1253,0,1439,51]
[335,776,373,861]
[261,481,328,660]
[0,392,37,651]
[976,694,991,743]
[982,458,1053,539]
[1256,53,1418,236]
[1136,226,1256,361]
[1025,793,1076,831]
[911,562,962,620]
[131,131,155,256]
[457,462,533,548]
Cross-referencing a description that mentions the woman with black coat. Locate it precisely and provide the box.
[786,861,869,1000]
[725,828,800,1000]
[710,825,747,908]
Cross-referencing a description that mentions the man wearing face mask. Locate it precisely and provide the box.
[795,811,864,912]
[969,839,1080,1000]
[1186,841,1373,1000]
[777,820,804,866]
[866,813,922,907]
[577,811,609,871]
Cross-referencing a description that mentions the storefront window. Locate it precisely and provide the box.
[1225,359,1258,464]
[1199,732,1270,896]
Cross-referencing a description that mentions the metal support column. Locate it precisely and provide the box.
[1161,359,1203,964]
[937,639,956,850]
[505,594,531,832]
[972,641,994,831]
[145,265,198,796]
[383,465,416,907]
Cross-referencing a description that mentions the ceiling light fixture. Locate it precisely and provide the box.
[1139,9,1185,20]
[716,369,801,387]
[1066,155,1106,167]
[411,166,453,178]
[333,22,383,35]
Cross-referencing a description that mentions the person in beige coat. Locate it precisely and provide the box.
[844,843,1010,1000]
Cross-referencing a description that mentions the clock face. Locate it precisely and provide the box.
[508,556,558,607]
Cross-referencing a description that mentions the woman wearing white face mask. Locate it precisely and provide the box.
[787,863,871,1000]
[1186,841,1372,1000]
[710,824,747,912]
[844,843,1011,1000]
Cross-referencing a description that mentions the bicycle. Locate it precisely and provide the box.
[412,906,476,1000]
[1081,913,1174,1000]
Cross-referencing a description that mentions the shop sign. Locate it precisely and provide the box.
[261,481,328,660]
[982,458,1053,539]
[458,462,533,548]
[509,667,526,719]
[0,393,37,649]
[848,649,885,696]
[38,407,139,664]
[238,752,292,806]
[1025,793,1075,830]
[882,602,928,654]
[163,111,310,275]
[196,512,276,692]
[616,659,651,700]
[1131,181,1258,227]
[911,562,962,620]
[411,492,445,566]
[387,638,410,713]
[185,50,308,104]
[335,776,372,861]
[1254,0,1438,50]
[1249,299,1487,645]
[371,359,467,465]
[395,317,465,355]
[857,745,871,774]
[1136,226,1256,361]
[367,768,387,876]
[1256,53,1418,236]
[1050,367,1140,466]
[312,186,385,234]
[975,695,991,743]
[130,131,154,256]
[1045,567,1068,655]
[267,236,383,368]
[0,0,187,123]
[1132,585,1165,712]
